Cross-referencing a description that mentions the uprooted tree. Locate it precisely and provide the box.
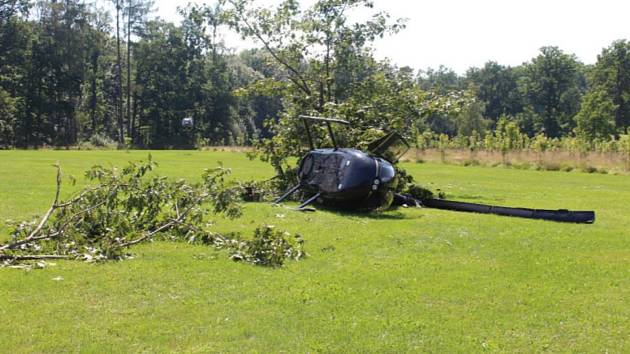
[0,157,305,268]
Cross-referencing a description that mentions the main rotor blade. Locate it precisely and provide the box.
[299,115,350,125]
[421,198,595,224]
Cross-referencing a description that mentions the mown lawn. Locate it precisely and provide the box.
[1,150,628,352]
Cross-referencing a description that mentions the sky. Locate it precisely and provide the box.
[153,0,630,74]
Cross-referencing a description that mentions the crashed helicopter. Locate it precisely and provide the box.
[272,115,595,224]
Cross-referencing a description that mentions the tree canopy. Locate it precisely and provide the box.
[0,0,629,151]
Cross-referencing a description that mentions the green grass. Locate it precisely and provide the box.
[1,150,629,352]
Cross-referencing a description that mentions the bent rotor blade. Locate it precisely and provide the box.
[421,198,595,224]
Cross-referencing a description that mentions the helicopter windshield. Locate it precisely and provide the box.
[366,132,410,163]
[378,160,396,183]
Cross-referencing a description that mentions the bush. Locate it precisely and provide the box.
[89,133,117,148]
[512,162,532,170]
[541,161,561,171]
[462,159,480,166]
[405,184,434,201]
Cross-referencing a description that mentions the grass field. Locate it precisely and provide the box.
[1,150,629,352]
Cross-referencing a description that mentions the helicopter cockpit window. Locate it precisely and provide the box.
[366,132,410,163]
[298,154,314,178]
[378,160,396,183]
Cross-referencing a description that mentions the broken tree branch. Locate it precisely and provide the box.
[0,165,62,252]
[0,254,70,261]
[1,158,305,269]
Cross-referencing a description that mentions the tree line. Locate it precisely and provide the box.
[1,0,629,151]
[418,44,630,143]
[1,0,281,148]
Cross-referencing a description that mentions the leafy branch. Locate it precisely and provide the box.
[1,158,305,268]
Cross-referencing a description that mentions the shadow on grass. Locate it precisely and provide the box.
[267,202,423,220]
[325,208,421,220]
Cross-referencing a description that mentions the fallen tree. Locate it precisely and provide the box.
[0,157,305,269]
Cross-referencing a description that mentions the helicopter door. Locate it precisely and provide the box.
[366,132,410,163]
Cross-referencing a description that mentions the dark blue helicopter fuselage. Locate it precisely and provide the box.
[297,148,397,209]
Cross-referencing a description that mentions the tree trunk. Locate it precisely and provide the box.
[127,2,132,141]
[116,0,124,145]
[132,90,138,144]
[90,49,98,134]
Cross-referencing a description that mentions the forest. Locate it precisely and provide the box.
[1,0,630,154]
